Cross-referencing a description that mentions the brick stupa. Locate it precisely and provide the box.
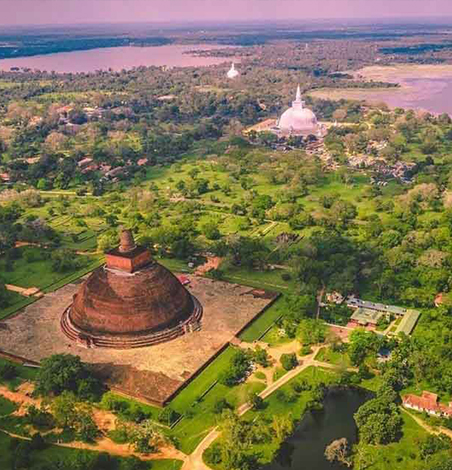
[61,229,202,349]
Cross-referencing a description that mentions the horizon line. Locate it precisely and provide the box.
[3,15,452,28]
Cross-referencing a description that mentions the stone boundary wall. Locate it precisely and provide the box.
[0,349,40,366]
[235,292,281,339]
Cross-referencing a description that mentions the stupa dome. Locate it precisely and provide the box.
[61,230,202,349]
[227,62,239,79]
[277,86,319,134]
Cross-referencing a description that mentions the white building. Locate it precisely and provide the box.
[227,62,239,79]
[277,86,322,136]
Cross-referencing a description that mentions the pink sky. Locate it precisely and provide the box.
[2,0,452,25]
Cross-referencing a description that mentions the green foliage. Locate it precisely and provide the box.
[36,354,101,398]
[354,384,402,445]
[219,349,252,387]
[280,353,298,371]
[297,318,327,346]
[158,407,179,426]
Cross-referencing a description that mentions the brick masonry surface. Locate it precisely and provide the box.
[0,275,276,405]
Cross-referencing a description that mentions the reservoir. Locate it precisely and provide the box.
[309,64,452,115]
[266,388,369,470]
[0,44,235,73]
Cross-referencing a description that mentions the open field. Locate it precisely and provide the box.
[238,297,285,342]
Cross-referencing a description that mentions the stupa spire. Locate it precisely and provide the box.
[119,228,136,253]
[292,85,304,110]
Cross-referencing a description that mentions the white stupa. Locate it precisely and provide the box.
[227,62,239,79]
[277,85,319,135]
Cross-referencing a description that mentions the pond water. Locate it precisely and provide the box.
[0,44,235,73]
[265,388,369,470]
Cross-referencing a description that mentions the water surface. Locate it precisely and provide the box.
[0,44,234,73]
[265,388,369,470]
[310,65,452,115]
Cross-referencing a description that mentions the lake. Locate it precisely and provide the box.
[309,64,452,115]
[0,44,236,73]
[265,388,369,470]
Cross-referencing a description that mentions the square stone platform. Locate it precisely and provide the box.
[0,274,277,406]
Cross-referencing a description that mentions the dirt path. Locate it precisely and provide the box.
[0,383,187,462]
[5,284,43,298]
[401,408,452,440]
[0,383,40,410]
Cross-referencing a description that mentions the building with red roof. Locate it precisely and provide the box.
[403,391,452,417]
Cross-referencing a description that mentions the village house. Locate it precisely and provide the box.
[403,391,452,418]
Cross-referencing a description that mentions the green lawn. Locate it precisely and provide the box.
[169,346,237,413]
[0,246,101,292]
[0,357,38,389]
[171,379,265,454]
[0,396,17,416]
[260,324,292,347]
[315,347,351,367]
[238,297,285,342]
[363,411,428,470]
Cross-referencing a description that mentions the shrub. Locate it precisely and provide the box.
[30,432,46,451]
[248,392,264,411]
[0,363,17,381]
[280,353,298,371]
[25,405,54,430]
[213,398,231,414]
[158,407,178,426]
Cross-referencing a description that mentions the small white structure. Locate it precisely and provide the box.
[227,62,239,79]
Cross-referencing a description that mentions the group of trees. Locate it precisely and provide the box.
[204,409,294,470]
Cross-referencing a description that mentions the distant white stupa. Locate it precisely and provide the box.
[227,62,239,79]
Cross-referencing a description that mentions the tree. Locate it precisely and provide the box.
[271,415,294,443]
[253,346,269,367]
[248,392,264,411]
[0,361,16,380]
[354,385,402,445]
[51,248,80,272]
[51,391,78,428]
[280,353,298,371]
[324,438,352,467]
[297,319,327,346]
[202,219,221,240]
[36,354,100,397]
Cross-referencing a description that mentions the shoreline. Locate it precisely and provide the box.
[308,63,452,115]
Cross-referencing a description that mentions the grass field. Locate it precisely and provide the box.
[164,345,272,453]
[238,297,285,342]
[0,396,17,416]
[314,347,351,367]
[0,246,101,291]
[0,357,38,389]
[171,379,265,454]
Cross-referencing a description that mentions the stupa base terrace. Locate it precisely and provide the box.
[60,295,203,349]
[0,274,278,407]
